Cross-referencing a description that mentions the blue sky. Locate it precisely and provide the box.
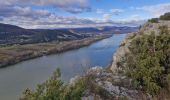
[57,0,170,20]
[0,0,170,28]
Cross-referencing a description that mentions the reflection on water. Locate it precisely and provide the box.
[0,34,125,100]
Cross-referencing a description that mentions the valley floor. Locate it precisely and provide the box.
[0,34,111,68]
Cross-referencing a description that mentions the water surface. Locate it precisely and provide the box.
[0,34,125,100]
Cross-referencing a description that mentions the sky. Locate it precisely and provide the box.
[0,0,170,29]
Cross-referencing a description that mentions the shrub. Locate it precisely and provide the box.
[21,68,112,100]
[148,18,159,23]
[20,68,86,100]
[160,12,170,20]
[125,26,170,95]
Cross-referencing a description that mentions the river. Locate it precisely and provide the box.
[0,34,125,100]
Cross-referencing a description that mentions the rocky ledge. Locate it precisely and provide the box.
[70,66,146,100]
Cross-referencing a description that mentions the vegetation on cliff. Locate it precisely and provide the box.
[21,68,112,100]
[160,12,170,20]
[125,25,170,95]
[148,12,170,23]
[21,69,86,100]
[148,18,159,23]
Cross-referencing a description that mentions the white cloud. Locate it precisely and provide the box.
[114,14,146,26]
[0,6,143,29]
[1,12,144,29]
[0,0,145,28]
[103,14,112,21]
[97,8,124,22]
[0,6,51,18]
[110,9,124,15]
[0,0,91,14]
[126,15,142,21]
[136,3,170,17]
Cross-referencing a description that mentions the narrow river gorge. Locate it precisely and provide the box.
[0,34,125,100]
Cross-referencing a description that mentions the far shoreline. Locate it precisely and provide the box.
[0,34,112,68]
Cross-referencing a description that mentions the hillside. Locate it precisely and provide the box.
[0,23,137,45]
[0,23,37,44]
[68,26,138,35]
[0,23,86,45]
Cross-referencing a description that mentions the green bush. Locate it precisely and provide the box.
[148,18,159,23]
[160,12,170,20]
[125,26,170,95]
[20,69,86,100]
[21,68,113,100]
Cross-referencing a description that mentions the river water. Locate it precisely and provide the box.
[0,34,125,100]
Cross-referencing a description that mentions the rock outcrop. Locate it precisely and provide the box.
[108,20,170,99]
[80,66,144,100]
[110,20,170,73]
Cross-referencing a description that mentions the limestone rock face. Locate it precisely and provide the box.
[110,32,134,73]
[82,66,143,100]
[140,21,170,35]
[69,75,81,86]
[87,66,103,76]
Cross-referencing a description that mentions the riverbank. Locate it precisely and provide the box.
[0,34,111,68]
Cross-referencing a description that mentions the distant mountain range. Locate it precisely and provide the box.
[0,23,138,45]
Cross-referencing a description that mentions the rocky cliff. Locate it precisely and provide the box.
[105,20,170,99]
[110,20,170,73]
